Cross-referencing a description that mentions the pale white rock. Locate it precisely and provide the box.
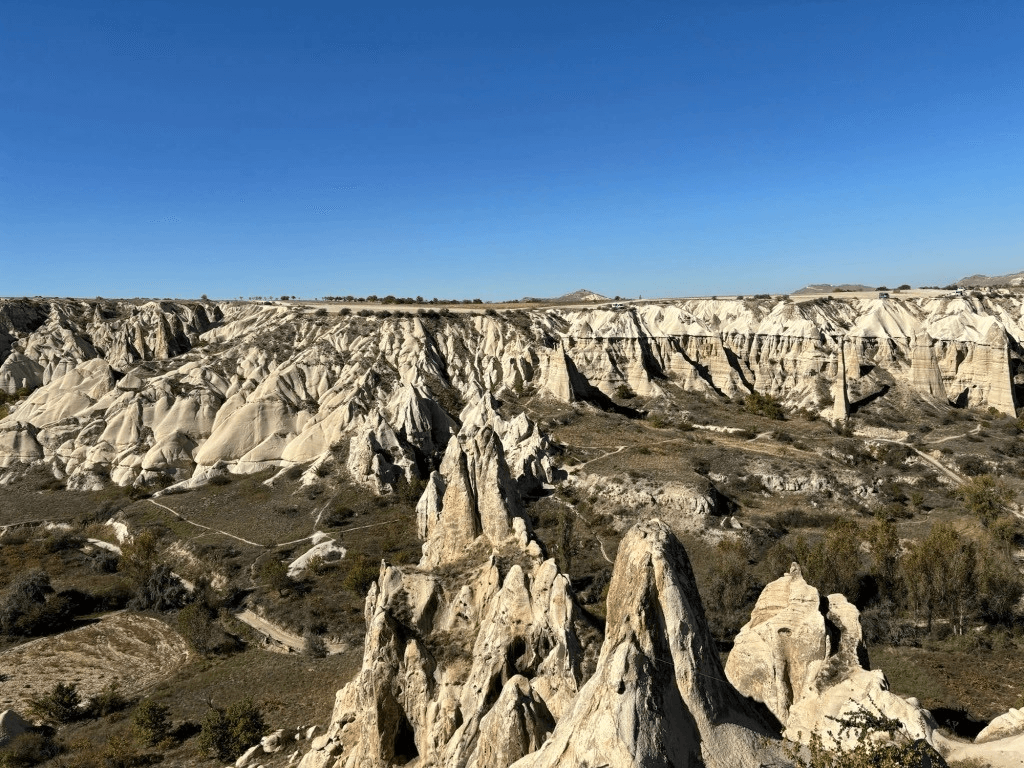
[726,564,938,750]
[288,534,346,578]
[976,707,1024,743]
[5,295,1024,488]
[0,422,44,467]
[511,520,783,768]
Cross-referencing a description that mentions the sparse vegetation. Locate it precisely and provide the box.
[198,698,266,761]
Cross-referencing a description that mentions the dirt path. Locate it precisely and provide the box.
[925,424,984,446]
[147,498,263,548]
[234,609,345,655]
[870,437,964,484]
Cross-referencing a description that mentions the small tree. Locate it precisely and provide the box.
[303,630,327,658]
[199,699,266,761]
[257,557,292,596]
[956,474,1014,526]
[27,681,81,725]
[177,601,214,655]
[789,703,945,768]
[744,391,785,420]
[132,700,171,747]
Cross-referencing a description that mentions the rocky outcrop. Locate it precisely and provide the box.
[4,294,1024,488]
[725,564,937,750]
[418,424,536,567]
[831,340,850,421]
[909,331,947,400]
[299,422,577,768]
[0,709,30,747]
[976,707,1024,743]
[301,427,785,768]
[511,520,783,768]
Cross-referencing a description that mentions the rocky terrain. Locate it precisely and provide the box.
[1,293,1024,766]
[2,292,1024,491]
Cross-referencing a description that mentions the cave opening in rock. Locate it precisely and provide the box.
[392,710,419,765]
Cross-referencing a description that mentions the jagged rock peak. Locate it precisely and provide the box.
[418,422,539,568]
[726,564,938,750]
[298,552,585,767]
[512,519,784,768]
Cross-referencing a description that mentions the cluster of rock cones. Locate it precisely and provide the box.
[297,425,967,768]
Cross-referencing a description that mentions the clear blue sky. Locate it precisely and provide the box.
[2,0,1022,300]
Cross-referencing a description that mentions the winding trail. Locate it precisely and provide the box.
[867,437,964,484]
[147,498,264,548]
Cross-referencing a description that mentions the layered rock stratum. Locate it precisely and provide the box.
[2,294,1024,491]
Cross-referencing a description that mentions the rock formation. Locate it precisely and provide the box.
[831,338,850,421]
[510,520,784,768]
[298,431,582,768]
[725,564,937,750]
[3,293,1024,489]
[0,709,30,747]
[975,707,1024,743]
[300,428,786,768]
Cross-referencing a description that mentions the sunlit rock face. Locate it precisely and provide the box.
[2,294,1024,488]
[725,563,939,751]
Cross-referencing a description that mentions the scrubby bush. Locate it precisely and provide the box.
[26,682,82,725]
[957,455,989,477]
[0,730,63,767]
[198,699,266,762]
[177,602,215,655]
[343,554,379,594]
[744,391,785,420]
[132,700,171,747]
[956,474,1014,526]
[303,630,327,658]
[128,564,188,612]
[257,557,293,596]
[87,681,130,717]
[614,383,635,400]
[788,704,944,768]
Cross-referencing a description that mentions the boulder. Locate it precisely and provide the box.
[0,710,30,747]
[976,707,1024,743]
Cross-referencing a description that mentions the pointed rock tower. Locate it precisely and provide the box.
[510,520,784,768]
[830,338,850,422]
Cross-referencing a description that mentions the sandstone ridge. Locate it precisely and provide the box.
[2,295,1024,490]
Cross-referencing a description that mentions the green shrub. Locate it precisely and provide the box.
[744,391,785,420]
[198,699,266,762]
[26,682,82,725]
[0,731,63,767]
[343,554,379,594]
[132,700,171,747]
[257,557,293,596]
[87,681,130,717]
[788,704,945,768]
[177,602,215,655]
[613,383,635,400]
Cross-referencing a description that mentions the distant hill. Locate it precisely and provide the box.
[793,283,874,295]
[955,271,1024,288]
[520,288,611,303]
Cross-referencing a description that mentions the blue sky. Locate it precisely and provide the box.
[2,0,1022,300]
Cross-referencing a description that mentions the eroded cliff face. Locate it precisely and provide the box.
[1,294,1023,489]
